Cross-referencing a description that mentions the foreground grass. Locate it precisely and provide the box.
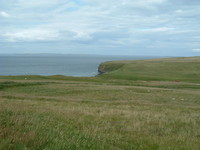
[1,57,200,150]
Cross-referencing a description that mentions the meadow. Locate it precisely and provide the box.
[0,57,200,150]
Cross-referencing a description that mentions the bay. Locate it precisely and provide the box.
[0,54,160,77]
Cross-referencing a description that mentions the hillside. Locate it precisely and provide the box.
[98,56,200,83]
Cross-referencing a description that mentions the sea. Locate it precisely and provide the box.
[0,54,160,77]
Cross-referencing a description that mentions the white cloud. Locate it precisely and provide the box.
[2,26,93,42]
[84,0,166,6]
[142,27,174,32]
[0,11,10,18]
[16,0,67,8]
[175,10,183,13]
[124,0,166,6]
[3,28,60,42]
[0,0,200,56]
[192,49,200,52]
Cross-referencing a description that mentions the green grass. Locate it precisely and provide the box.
[1,57,200,150]
[99,56,200,83]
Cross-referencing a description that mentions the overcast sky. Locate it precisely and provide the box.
[0,0,200,56]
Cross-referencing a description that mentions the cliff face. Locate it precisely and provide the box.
[98,64,107,74]
[98,61,125,75]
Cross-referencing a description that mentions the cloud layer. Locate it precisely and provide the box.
[0,11,10,18]
[0,0,200,55]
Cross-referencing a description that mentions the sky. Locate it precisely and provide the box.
[0,0,200,56]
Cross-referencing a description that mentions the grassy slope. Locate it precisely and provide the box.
[98,56,200,83]
[0,57,200,150]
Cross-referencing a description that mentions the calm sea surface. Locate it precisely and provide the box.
[0,54,159,77]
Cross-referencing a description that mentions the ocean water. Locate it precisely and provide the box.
[0,54,158,77]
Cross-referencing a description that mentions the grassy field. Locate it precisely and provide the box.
[98,56,200,82]
[0,57,200,150]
